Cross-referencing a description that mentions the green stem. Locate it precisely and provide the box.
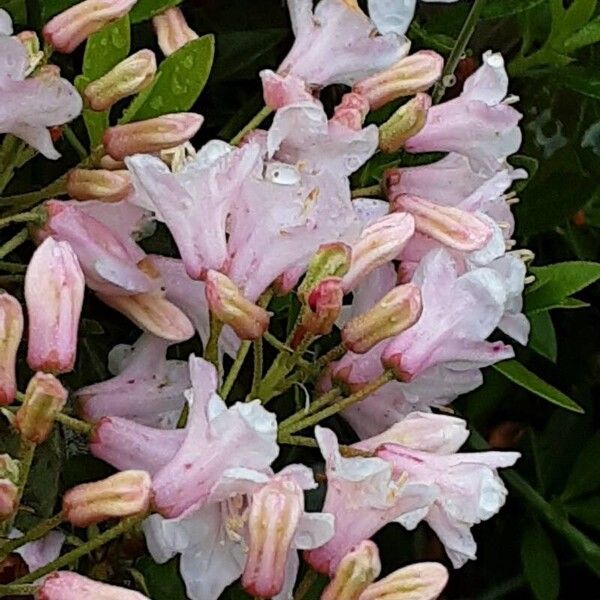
[230,106,273,146]
[263,331,295,354]
[63,125,88,160]
[0,513,63,560]
[432,0,486,103]
[279,433,373,458]
[317,344,346,368]
[278,387,342,431]
[204,314,223,372]
[221,340,251,400]
[280,371,395,435]
[0,261,26,273]
[0,228,29,260]
[55,412,93,435]
[294,569,319,600]
[250,337,264,399]
[1,178,68,212]
[351,184,382,198]
[0,584,37,597]
[0,211,43,230]
[0,136,26,194]
[3,516,144,589]
[1,441,35,537]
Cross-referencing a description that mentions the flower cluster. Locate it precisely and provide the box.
[0,0,530,598]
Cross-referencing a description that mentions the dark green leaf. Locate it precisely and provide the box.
[521,519,560,600]
[482,0,545,20]
[130,0,182,24]
[493,360,584,413]
[565,496,600,532]
[509,154,539,192]
[562,433,600,501]
[565,15,600,52]
[556,67,600,100]
[137,557,187,600]
[127,35,215,122]
[528,311,557,362]
[82,15,131,81]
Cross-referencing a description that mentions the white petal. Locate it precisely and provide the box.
[293,512,335,549]
[368,0,416,35]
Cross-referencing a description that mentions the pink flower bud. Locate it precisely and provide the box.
[354,51,443,110]
[25,237,85,375]
[379,93,431,154]
[100,154,126,170]
[0,479,17,520]
[62,470,151,527]
[36,572,150,599]
[103,113,204,161]
[298,243,352,304]
[390,194,492,252]
[298,277,344,340]
[84,50,157,112]
[332,93,370,131]
[242,478,303,598]
[358,562,449,600]
[43,0,138,54]
[342,284,422,354]
[15,373,67,445]
[0,292,23,405]
[67,169,132,202]
[205,270,270,340]
[322,541,381,600]
[152,7,199,56]
[342,213,415,293]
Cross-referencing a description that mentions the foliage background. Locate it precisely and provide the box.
[0,0,599,598]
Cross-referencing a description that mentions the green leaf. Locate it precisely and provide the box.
[481,0,545,20]
[560,0,597,41]
[528,311,557,362]
[130,0,182,23]
[562,433,600,501]
[137,557,187,600]
[565,15,600,52]
[126,35,215,122]
[521,519,560,600]
[493,360,584,413]
[525,261,600,313]
[75,76,109,149]
[82,15,131,81]
[555,67,600,100]
[565,496,600,532]
[509,154,539,192]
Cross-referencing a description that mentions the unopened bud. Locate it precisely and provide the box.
[99,154,126,170]
[152,7,199,56]
[300,277,344,338]
[0,479,17,520]
[242,479,303,598]
[84,50,157,112]
[0,292,24,406]
[298,243,351,304]
[390,194,491,252]
[322,541,381,600]
[354,51,443,110]
[43,0,138,54]
[205,270,270,340]
[332,93,370,130]
[15,373,67,445]
[358,562,448,600]
[36,571,150,600]
[67,169,132,202]
[342,284,422,354]
[342,213,415,293]
[63,470,151,527]
[379,93,431,154]
[103,113,203,160]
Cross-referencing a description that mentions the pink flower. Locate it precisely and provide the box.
[0,292,23,405]
[151,355,279,518]
[0,23,82,158]
[368,0,459,36]
[0,9,12,35]
[11,530,64,573]
[153,7,199,56]
[405,52,522,173]
[77,334,190,428]
[25,238,84,375]
[260,70,315,110]
[278,0,409,88]
[36,572,149,599]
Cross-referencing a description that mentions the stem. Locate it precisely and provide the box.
[0,211,42,230]
[0,228,29,260]
[221,340,251,400]
[0,261,26,273]
[432,0,486,103]
[1,178,68,212]
[351,184,382,198]
[278,387,342,431]
[264,331,295,354]
[279,433,373,458]
[229,106,273,146]
[317,344,346,368]
[0,584,37,597]
[294,569,318,600]
[63,125,88,160]
[0,513,63,560]
[280,371,394,435]
[204,313,223,371]
[3,516,144,588]
[1,441,35,536]
[250,337,264,399]
[55,412,93,435]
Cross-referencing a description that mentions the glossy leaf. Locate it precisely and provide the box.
[528,311,557,362]
[565,16,600,52]
[521,519,560,600]
[82,15,131,81]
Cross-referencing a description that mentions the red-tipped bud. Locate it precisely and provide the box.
[84,50,157,112]
[322,541,381,600]
[342,283,422,354]
[103,113,204,161]
[36,572,150,599]
[379,93,431,154]
[15,373,67,445]
[0,293,23,406]
[301,277,344,337]
[354,51,443,110]
[242,478,303,598]
[62,470,151,527]
[152,7,199,56]
[67,169,132,202]
[358,562,449,600]
[390,194,492,252]
[43,0,138,54]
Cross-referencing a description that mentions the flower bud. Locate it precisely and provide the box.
[342,284,422,354]
[354,51,443,110]
[67,169,132,202]
[390,194,491,252]
[205,270,270,340]
[103,113,204,160]
[342,213,415,293]
[358,562,449,600]
[242,478,303,598]
[36,571,150,600]
[15,373,68,445]
[84,50,157,112]
[0,293,23,406]
[322,541,381,600]
[152,7,199,56]
[100,154,126,170]
[97,291,194,343]
[43,0,138,54]
[62,470,151,527]
[25,238,85,375]
[0,479,17,521]
[332,93,370,130]
[298,243,351,304]
[379,93,431,154]
[0,454,19,483]
[299,277,344,340]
